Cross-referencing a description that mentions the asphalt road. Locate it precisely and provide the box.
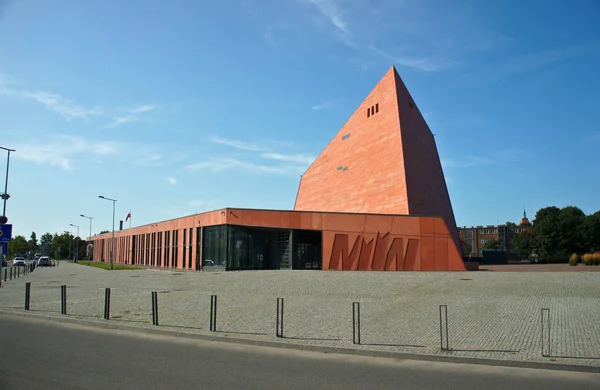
[1,315,599,390]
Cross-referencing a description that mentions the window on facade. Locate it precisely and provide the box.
[189,228,193,269]
[342,133,350,140]
[182,228,187,269]
[202,225,227,268]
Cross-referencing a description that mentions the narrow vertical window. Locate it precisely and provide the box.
[375,103,379,113]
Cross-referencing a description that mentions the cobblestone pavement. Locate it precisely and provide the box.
[1,262,600,367]
[481,263,600,272]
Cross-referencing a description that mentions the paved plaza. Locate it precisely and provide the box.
[1,262,600,368]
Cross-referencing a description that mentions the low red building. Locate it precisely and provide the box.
[91,66,466,272]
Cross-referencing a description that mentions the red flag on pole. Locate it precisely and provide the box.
[125,212,131,222]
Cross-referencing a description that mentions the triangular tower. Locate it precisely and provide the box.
[294,66,461,253]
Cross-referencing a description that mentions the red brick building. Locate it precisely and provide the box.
[91,66,466,272]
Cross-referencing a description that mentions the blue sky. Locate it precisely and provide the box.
[0,0,599,238]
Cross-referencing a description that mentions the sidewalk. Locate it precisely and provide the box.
[1,262,600,371]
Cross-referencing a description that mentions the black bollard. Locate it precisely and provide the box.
[352,302,361,345]
[209,295,218,332]
[4,268,6,282]
[151,291,159,325]
[276,298,284,338]
[439,305,449,351]
[104,288,111,320]
[25,282,31,310]
[10,267,12,280]
[61,285,67,315]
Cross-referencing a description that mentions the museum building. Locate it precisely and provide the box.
[91,66,466,272]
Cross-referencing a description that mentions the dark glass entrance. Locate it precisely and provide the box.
[201,224,322,271]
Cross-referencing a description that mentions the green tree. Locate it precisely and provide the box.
[533,206,562,261]
[557,206,587,255]
[8,235,28,257]
[482,239,502,249]
[99,230,110,235]
[28,231,38,251]
[460,239,471,256]
[51,231,75,260]
[40,233,54,255]
[505,222,517,228]
[513,230,535,260]
[584,211,600,252]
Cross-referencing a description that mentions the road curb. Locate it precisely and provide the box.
[2,309,600,374]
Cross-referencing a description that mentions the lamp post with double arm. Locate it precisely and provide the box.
[98,196,116,270]
[80,214,93,265]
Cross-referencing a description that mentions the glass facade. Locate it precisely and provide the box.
[202,225,228,269]
[201,224,322,271]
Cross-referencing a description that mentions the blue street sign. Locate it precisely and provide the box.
[0,224,12,242]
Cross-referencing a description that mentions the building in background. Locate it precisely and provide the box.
[458,211,533,258]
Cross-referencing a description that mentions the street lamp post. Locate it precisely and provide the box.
[98,196,117,270]
[80,215,93,265]
[0,146,15,221]
[70,223,80,262]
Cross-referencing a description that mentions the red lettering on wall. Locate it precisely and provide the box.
[330,233,420,271]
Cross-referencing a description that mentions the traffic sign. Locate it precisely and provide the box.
[0,224,12,242]
[0,243,6,254]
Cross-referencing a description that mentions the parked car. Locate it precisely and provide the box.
[37,257,53,267]
[13,257,26,267]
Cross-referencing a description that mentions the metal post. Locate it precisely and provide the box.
[9,267,12,280]
[439,305,449,351]
[80,215,93,265]
[1,147,14,218]
[352,302,361,345]
[4,268,6,282]
[61,285,67,315]
[111,201,115,269]
[98,196,117,270]
[209,295,218,331]
[276,298,284,338]
[104,288,111,320]
[25,282,31,310]
[151,291,159,325]
[541,308,550,357]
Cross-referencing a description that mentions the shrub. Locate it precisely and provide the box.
[569,253,578,266]
[582,254,595,266]
[582,254,589,266]
[593,253,600,266]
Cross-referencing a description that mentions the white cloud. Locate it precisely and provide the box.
[204,137,314,175]
[0,74,157,125]
[442,149,527,169]
[186,157,304,175]
[294,0,509,72]
[261,152,315,165]
[106,115,139,128]
[167,177,178,185]
[188,199,205,207]
[17,90,103,120]
[106,104,157,128]
[311,100,336,110]
[441,156,495,169]
[209,136,266,152]
[13,135,121,170]
[130,105,156,114]
[306,0,350,36]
